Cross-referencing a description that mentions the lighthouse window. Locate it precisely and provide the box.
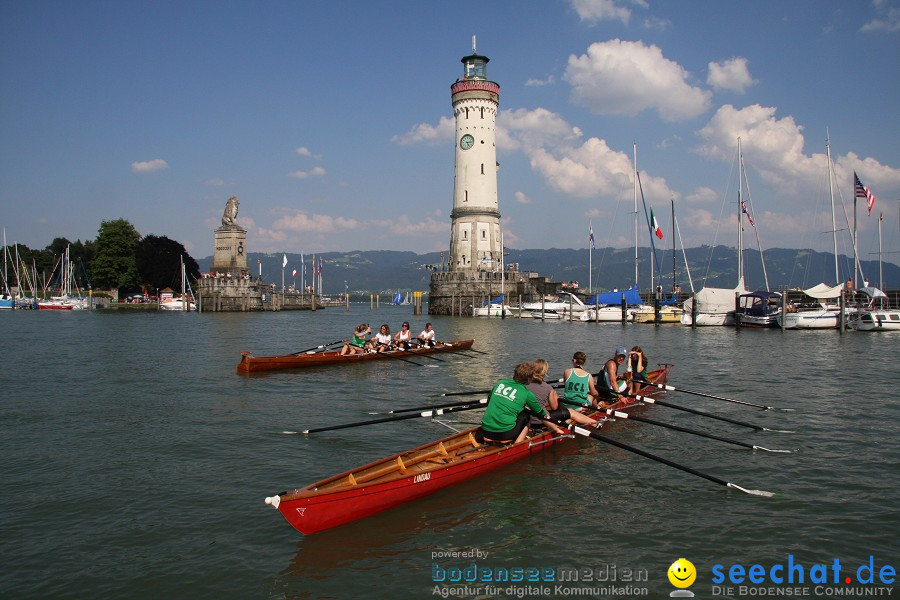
[481,164,484,175]
[482,230,486,239]
[480,108,484,119]
[463,230,467,240]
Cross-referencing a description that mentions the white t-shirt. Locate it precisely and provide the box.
[375,332,392,344]
[419,329,435,341]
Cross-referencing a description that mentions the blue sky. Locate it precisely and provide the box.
[2,0,899,270]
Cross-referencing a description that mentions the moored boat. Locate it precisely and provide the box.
[237,339,475,373]
[736,291,782,328]
[265,365,672,535]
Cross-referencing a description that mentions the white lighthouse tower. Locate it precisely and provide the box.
[448,37,502,272]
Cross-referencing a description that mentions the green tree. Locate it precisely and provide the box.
[136,235,200,292]
[91,219,141,292]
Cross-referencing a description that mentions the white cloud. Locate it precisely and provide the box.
[571,0,644,25]
[295,146,311,156]
[564,39,712,121]
[695,103,900,195]
[861,1,900,32]
[514,191,534,205]
[707,57,756,93]
[497,107,583,152]
[685,186,720,204]
[288,166,327,179]
[391,116,455,145]
[525,75,555,87]
[131,159,168,173]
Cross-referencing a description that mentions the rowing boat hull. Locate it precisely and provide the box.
[237,340,474,373]
[266,366,672,535]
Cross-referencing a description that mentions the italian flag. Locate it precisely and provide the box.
[651,208,664,239]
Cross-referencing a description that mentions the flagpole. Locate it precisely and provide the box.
[588,218,593,294]
[853,194,858,289]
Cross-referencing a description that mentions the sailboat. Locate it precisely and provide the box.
[681,139,762,326]
[849,211,900,331]
[581,144,652,323]
[634,199,685,323]
[38,245,88,310]
[160,257,196,311]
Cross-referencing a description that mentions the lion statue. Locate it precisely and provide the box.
[222,196,239,227]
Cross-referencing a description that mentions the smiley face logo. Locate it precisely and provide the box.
[667,558,696,588]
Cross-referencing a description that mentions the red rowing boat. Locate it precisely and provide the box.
[264,365,672,535]
[236,340,475,373]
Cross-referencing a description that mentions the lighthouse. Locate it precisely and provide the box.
[448,36,502,272]
[429,39,541,315]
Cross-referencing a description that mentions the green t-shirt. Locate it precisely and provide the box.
[349,333,367,348]
[481,379,547,433]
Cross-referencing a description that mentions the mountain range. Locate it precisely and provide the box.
[198,246,899,296]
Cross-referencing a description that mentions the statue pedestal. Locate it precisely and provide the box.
[210,226,248,274]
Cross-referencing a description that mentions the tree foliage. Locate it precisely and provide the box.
[136,235,200,291]
[91,219,141,292]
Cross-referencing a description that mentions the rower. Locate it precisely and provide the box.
[479,363,557,444]
[339,324,371,356]
[560,351,601,410]
[369,324,393,353]
[598,347,630,406]
[417,323,436,347]
[394,321,413,349]
[528,358,598,427]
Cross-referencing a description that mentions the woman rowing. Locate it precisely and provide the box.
[394,321,413,349]
[560,351,601,410]
[528,359,598,427]
[370,324,393,352]
[339,324,371,356]
[598,346,630,406]
[417,323,436,347]
[480,363,558,444]
[627,346,649,394]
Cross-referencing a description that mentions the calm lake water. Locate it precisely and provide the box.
[1,306,897,599]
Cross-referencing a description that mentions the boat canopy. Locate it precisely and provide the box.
[858,287,887,299]
[482,295,504,305]
[802,282,844,299]
[683,284,747,314]
[584,286,642,306]
[660,292,678,306]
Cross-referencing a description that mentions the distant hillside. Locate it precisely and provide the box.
[198,246,899,295]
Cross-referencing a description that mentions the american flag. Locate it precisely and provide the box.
[741,201,755,227]
[854,172,876,216]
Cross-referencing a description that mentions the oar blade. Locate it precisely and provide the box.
[726,483,775,497]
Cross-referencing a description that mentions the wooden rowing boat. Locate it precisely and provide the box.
[264,365,672,535]
[236,340,475,373]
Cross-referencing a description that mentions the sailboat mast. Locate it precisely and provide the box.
[878,212,883,291]
[671,199,676,291]
[826,134,839,283]
[737,138,744,287]
[633,144,638,289]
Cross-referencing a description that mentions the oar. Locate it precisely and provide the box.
[368,398,488,415]
[634,395,793,433]
[635,379,792,411]
[401,347,445,362]
[285,401,488,435]
[438,388,491,398]
[568,425,775,497]
[290,340,344,355]
[598,408,791,453]
[366,349,426,366]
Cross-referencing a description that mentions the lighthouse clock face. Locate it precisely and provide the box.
[460,134,474,150]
